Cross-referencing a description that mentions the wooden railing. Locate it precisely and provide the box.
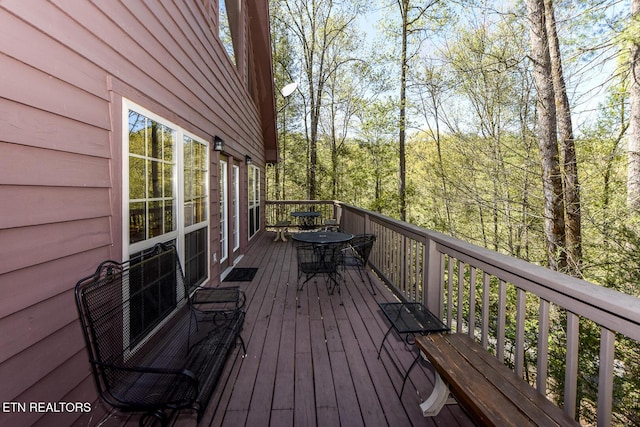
[265,200,339,228]
[267,200,640,426]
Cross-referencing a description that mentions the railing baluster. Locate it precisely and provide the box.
[564,311,579,418]
[401,234,407,297]
[447,257,454,327]
[481,272,490,350]
[457,260,465,333]
[438,252,445,318]
[537,299,550,395]
[469,267,477,339]
[597,327,615,427]
[515,288,526,377]
[497,280,506,362]
[411,240,418,301]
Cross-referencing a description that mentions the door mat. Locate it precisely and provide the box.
[223,268,258,282]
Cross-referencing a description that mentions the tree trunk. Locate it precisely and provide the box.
[526,0,567,271]
[544,0,582,275]
[628,0,640,212]
[398,0,408,221]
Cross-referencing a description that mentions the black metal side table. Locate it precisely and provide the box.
[377,302,449,396]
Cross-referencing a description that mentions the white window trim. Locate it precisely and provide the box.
[220,159,229,263]
[233,164,240,251]
[248,165,261,239]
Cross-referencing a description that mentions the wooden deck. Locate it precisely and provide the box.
[194,231,474,427]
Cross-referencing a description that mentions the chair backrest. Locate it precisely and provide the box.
[74,244,186,393]
[351,234,376,263]
[297,242,345,273]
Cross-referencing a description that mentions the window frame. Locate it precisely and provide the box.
[248,164,261,239]
[233,164,240,251]
[122,99,211,349]
[220,159,229,263]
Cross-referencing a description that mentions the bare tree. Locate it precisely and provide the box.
[544,0,582,275]
[276,0,364,200]
[526,0,567,271]
[628,0,640,212]
[396,0,442,221]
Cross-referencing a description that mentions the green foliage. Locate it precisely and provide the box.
[269,1,640,422]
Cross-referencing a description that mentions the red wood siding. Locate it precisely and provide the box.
[0,0,275,425]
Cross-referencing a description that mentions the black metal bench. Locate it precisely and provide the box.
[75,244,246,426]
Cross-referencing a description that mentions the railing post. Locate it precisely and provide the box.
[363,211,370,235]
[424,234,442,318]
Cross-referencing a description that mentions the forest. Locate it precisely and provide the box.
[267,0,640,424]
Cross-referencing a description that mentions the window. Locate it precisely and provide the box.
[233,165,240,251]
[127,113,176,245]
[183,136,209,288]
[219,0,237,64]
[220,160,228,262]
[124,100,209,343]
[248,165,260,238]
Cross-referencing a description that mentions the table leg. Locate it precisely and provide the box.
[400,350,422,397]
[377,325,394,359]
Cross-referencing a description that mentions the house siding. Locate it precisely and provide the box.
[0,0,275,425]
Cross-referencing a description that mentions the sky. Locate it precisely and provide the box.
[350,0,628,136]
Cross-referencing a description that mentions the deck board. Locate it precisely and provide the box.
[199,231,475,427]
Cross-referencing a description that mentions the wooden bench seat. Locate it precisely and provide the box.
[415,333,579,426]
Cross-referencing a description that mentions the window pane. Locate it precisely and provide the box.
[219,0,236,64]
[129,202,146,244]
[149,201,163,238]
[128,247,177,346]
[185,203,193,228]
[163,163,173,199]
[195,197,207,223]
[183,136,208,228]
[128,109,176,243]
[164,200,174,234]
[185,228,208,288]
[147,160,162,199]
[163,126,175,162]
[128,111,146,156]
[129,157,145,200]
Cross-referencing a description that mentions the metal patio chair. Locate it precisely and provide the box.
[296,242,345,304]
[342,234,377,294]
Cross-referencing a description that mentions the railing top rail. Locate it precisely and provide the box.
[266,200,338,205]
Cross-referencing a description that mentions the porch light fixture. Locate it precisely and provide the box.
[213,136,224,152]
[245,155,252,165]
[278,82,298,113]
[281,82,298,98]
